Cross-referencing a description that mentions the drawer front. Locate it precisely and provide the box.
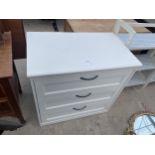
[41,98,111,122]
[34,69,129,93]
[37,85,118,109]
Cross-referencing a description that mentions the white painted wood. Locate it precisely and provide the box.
[40,108,106,126]
[113,20,155,88]
[114,20,136,35]
[107,69,135,107]
[136,54,155,71]
[118,33,155,50]
[143,70,155,88]
[27,32,141,77]
[44,83,120,96]
[151,73,155,82]
[30,79,43,124]
[126,22,155,28]
[33,69,128,86]
[34,69,128,94]
[27,32,142,126]
[113,20,121,34]
[31,69,134,125]
[114,20,155,48]
[126,71,146,87]
[42,99,111,123]
[35,84,119,109]
[113,20,136,46]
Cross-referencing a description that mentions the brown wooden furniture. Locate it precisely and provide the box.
[0,32,25,124]
[64,19,149,32]
[135,19,155,33]
[0,19,26,59]
[0,19,26,94]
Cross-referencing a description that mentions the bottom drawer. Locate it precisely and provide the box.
[41,99,112,123]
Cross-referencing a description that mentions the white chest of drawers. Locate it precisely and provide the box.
[27,32,142,126]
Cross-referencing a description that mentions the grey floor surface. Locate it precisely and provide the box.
[3,20,155,134]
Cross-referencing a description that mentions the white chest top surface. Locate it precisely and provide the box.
[27,32,141,77]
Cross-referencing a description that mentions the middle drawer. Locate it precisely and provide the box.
[37,84,119,109]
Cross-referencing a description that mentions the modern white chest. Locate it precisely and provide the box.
[27,32,142,126]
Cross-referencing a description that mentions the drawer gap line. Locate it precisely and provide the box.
[44,82,120,96]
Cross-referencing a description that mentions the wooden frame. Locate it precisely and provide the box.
[126,111,155,135]
[0,78,25,124]
[0,32,25,125]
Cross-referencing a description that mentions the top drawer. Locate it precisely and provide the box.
[33,69,131,93]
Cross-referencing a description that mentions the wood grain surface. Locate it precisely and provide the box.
[0,32,13,78]
[65,19,149,32]
[0,20,26,59]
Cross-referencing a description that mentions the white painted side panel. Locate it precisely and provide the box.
[30,79,43,124]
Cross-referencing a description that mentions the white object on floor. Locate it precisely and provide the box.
[114,20,155,87]
[118,33,155,51]
[27,32,141,126]
[113,19,155,50]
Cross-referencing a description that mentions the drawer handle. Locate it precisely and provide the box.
[80,75,98,81]
[73,106,87,111]
[76,92,92,98]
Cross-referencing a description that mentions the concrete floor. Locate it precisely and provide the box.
[3,20,155,134]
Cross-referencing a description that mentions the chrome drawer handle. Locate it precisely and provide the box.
[73,105,87,111]
[80,75,98,81]
[76,92,92,98]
